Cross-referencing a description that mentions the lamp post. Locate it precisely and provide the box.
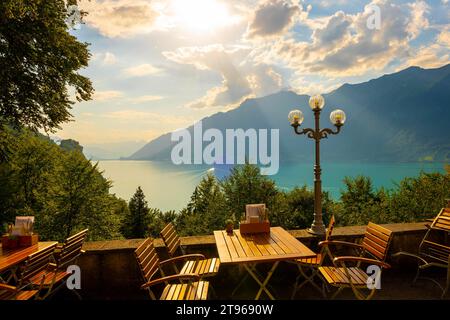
[288,95,347,236]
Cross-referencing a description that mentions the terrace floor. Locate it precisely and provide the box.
[53,262,449,300]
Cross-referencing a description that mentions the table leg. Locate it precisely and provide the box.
[244,261,279,300]
[0,267,17,284]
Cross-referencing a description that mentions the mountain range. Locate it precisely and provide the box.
[128,64,450,163]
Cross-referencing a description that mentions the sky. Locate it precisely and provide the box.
[57,0,450,149]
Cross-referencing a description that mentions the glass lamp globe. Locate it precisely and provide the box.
[309,94,325,110]
[288,110,304,125]
[330,109,346,125]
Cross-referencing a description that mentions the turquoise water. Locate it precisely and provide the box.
[97,161,446,212]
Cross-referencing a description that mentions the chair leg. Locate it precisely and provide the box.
[330,287,344,299]
[290,273,302,299]
[231,272,250,298]
[208,283,217,299]
[412,266,421,284]
[296,265,327,298]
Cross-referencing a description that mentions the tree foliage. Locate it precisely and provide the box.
[333,171,449,226]
[121,187,152,239]
[221,164,278,222]
[0,129,124,241]
[0,0,93,132]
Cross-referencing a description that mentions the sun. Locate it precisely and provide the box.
[171,0,236,33]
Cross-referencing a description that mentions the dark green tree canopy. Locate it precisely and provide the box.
[122,187,152,238]
[0,0,93,132]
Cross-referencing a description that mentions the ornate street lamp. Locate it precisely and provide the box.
[288,95,346,236]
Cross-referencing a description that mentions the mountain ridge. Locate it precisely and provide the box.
[129,64,450,163]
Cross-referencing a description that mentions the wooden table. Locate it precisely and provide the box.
[0,242,58,282]
[214,227,315,300]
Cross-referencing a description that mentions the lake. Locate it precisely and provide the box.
[96,161,446,212]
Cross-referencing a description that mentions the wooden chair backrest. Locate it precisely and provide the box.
[420,208,450,263]
[430,208,450,232]
[18,243,58,286]
[362,222,393,262]
[134,238,160,284]
[325,215,336,241]
[160,223,181,257]
[55,229,88,269]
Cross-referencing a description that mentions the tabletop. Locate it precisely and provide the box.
[0,241,58,273]
[214,227,315,264]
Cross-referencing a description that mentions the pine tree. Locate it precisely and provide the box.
[122,187,151,238]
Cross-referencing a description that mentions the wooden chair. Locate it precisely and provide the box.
[0,243,58,300]
[160,223,220,279]
[393,207,450,298]
[135,238,209,300]
[318,222,393,300]
[291,215,336,298]
[30,229,88,299]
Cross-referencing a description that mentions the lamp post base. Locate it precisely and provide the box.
[307,223,326,236]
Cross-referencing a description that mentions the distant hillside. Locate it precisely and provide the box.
[129,64,450,163]
[83,141,147,160]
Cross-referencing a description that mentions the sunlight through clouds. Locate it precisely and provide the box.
[62,0,450,144]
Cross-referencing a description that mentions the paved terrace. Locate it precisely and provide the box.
[56,222,449,300]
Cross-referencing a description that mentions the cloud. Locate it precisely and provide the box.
[131,95,165,103]
[123,64,163,77]
[437,28,450,46]
[250,0,433,77]
[400,28,450,69]
[80,0,160,38]
[403,45,449,69]
[102,52,117,65]
[93,52,118,65]
[101,109,196,128]
[246,0,303,38]
[163,44,285,109]
[93,90,124,101]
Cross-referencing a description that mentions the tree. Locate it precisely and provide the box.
[0,0,93,161]
[335,176,389,226]
[177,173,228,236]
[122,187,152,238]
[0,129,125,241]
[221,164,278,221]
[60,139,83,153]
[0,0,93,131]
[271,186,334,229]
[389,172,450,222]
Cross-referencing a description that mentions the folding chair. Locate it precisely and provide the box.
[291,215,336,299]
[30,229,88,300]
[393,207,450,298]
[0,243,58,300]
[135,238,209,300]
[318,222,393,300]
[160,223,220,279]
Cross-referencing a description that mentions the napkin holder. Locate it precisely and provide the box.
[239,204,270,234]
[19,234,39,247]
[1,234,38,249]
